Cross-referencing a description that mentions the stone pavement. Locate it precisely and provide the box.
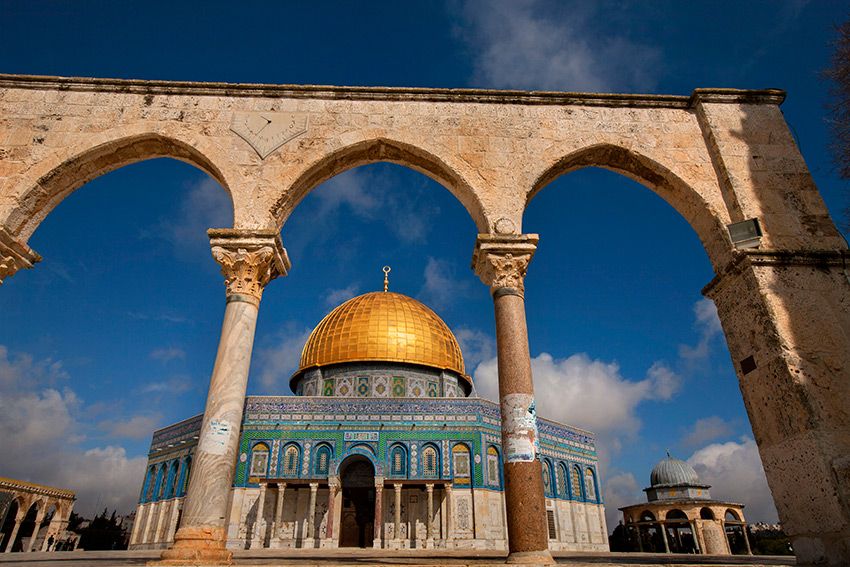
[0,549,796,567]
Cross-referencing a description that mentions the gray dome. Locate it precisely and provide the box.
[650,455,700,487]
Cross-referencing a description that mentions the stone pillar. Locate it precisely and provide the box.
[325,478,338,543]
[373,477,384,548]
[252,483,267,549]
[472,234,552,565]
[425,483,434,548]
[690,521,701,554]
[306,482,319,548]
[273,483,286,539]
[4,514,23,553]
[703,250,850,565]
[393,483,402,548]
[444,484,453,543]
[744,524,753,555]
[159,229,289,565]
[660,522,670,553]
[23,508,44,552]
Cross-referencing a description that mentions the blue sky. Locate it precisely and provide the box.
[0,1,846,527]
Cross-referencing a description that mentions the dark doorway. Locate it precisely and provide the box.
[339,456,375,548]
[0,499,19,552]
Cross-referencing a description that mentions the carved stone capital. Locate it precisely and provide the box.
[0,228,41,285]
[208,229,290,305]
[471,234,539,296]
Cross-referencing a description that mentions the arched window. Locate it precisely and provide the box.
[556,463,568,498]
[700,507,715,520]
[452,443,471,484]
[179,456,192,497]
[155,465,167,500]
[486,446,501,488]
[250,443,270,477]
[314,444,332,476]
[164,461,179,499]
[422,445,439,478]
[725,509,741,521]
[390,444,407,477]
[571,464,584,500]
[640,510,656,522]
[542,460,553,495]
[282,444,300,477]
[584,468,597,502]
[142,466,155,502]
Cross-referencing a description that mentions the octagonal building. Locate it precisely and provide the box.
[129,288,607,551]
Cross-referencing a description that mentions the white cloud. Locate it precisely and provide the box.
[418,257,471,310]
[688,437,778,523]
[679,298,723,362]
[0,345,147,516]
[138,376,193,395]
[473,352,679,454]
[454,327,495,372]
[602,472,642,531]
[149,347,186,363]
[458,0,661,92]
[98,415,163,440]
[149,176,232,260]
[324,284,360,307]
[255,325,313,392]
[682,415,734,448]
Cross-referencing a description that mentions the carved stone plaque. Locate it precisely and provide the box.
[230,111,308,159]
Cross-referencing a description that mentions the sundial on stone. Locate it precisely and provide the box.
[230,111,308,159]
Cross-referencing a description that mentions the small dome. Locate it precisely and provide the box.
[650,455,700,487]
[296,291,468,382]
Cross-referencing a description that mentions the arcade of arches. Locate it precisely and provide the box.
[0,477,76,553]
[0,74,848,566]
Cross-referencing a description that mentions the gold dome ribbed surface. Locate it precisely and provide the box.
[299,292,467,378]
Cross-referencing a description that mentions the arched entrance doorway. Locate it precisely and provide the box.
[338,456,375,548]
[0,500,19,552]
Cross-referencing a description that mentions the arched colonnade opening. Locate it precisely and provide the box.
[1,80,848,566]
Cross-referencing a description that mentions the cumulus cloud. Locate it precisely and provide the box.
[146,176,232,260]
[457,0,661,92]
[679,298,723,362]
[602,472,643,531]
[255,325,313,392]
[149,347,186,363]
[418,257,472,310]
[688,437,778,523]
[682,415,734,448]
[0,345,147,516]
[474,352,680,453]
[454,327,495,372]
[324,284,360,307]
[98,415,163,440]
[138,376,194,395]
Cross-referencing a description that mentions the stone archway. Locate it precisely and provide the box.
[338,455,376,549]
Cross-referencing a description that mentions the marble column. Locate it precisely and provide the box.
[743,524,753,555]
[444,484,453,543]
[4,514,23,553]
[472,234,552,565]
[273,483,286,539]
[252,483,267,548]
[425,484,434,548]
[325,478,338,543]
[24,509,44,552]
[690,521,701,554]
[660,523,670,553]
[160,229,289,565]
[306,483,319,548]
[373,477,384,548]
[393,483,402,548]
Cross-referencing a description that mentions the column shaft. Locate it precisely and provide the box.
[4,517,22,553]
[445,485,453,543]
[253,484,267,548]
[325,482,337,542]
[425,484,434,547]
[273,483,286,539]
[393,484,402,547]
[24,511,44,552]
[660,523,670,553]
[373,478,384,548]
[306,483,318,547]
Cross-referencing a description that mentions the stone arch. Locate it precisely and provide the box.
[526,142,731,269]
[700,507,715,520]
[5,131,236,242]
[273,137,490,232]
[335,447,381,477]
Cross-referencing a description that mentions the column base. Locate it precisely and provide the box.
[505,550,555,565]
[152,527,232,566]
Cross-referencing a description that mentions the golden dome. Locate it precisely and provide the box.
[297,291,468,381]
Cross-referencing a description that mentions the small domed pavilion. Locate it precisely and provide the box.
[620,453,751,555]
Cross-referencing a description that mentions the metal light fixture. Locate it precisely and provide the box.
[727,218,762,249]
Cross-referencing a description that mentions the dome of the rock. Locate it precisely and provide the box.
[296,291,467,381]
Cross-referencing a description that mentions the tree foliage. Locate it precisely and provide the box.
[827,17,850,180]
